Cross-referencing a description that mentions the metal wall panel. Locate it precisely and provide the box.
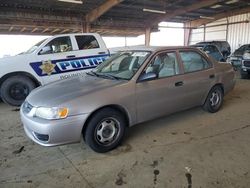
[189,13,250,53]
[228,13,250,52]
[189,27,204,44]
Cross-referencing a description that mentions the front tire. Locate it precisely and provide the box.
[0,76,36,106]
[84,108,126,153]
[203,86,223,113]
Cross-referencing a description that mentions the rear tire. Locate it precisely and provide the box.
[0,76,36,106]
[84,108,126,153]
[203,86,223,113]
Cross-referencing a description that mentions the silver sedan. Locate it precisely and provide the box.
[20,46,235,153]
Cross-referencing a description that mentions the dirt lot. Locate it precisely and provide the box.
[1,75,250,188]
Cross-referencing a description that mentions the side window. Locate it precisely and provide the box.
[204,46,210,53]
[75,35,100,50]
[211,46,219,53]
[179,51,210,73]
[39,36,72,55]
[240,45,247,52]
[204,45,216,53]
[144,52,179,78]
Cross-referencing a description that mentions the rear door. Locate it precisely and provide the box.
[176,50,215,108]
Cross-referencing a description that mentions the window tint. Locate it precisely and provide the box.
[210,45,219,53]
[238,45,250,52]
[179,51,210,73]
[144,52,179,78]
[75,35,100,50]
[40,36,72,54]
[204,45,218,53]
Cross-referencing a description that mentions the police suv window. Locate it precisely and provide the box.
[75,35,100,50]
[39,36,72,55]
[179,51,211,73]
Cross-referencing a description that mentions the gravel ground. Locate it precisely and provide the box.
[0,75,250,188]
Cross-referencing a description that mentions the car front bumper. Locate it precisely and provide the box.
[241,60,250,75]
[241,68,250,75]
[20,105,89,146]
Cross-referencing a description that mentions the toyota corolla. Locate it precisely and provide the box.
[20,47,235,153]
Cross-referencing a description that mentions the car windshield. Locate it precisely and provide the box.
[236,45,250,53]
[23,39,47,54]
[93,51,151,80]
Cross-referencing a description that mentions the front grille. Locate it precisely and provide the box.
[34,132,49,142]
[22,101,33,114]
[243,60,250,67]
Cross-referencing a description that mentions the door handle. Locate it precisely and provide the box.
[66,55,76,58]
[209,74,215,79]
[175,81,183,87]
[98,51,106,54]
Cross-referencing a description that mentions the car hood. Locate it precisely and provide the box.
[27,75,126,107]
[0,53,31,65]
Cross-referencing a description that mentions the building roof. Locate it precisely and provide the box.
[0,0,250,36]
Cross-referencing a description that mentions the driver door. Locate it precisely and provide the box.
[136,51,187,123]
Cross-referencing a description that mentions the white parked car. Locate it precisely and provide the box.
[0,33,110,106]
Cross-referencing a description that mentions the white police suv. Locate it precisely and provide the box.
[0,33,110,106]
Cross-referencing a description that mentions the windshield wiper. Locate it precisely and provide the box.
[100,74,129,80]
[86,71,99,77]
[100,74,119,80]
[87,71,128,80]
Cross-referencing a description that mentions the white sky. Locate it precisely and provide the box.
[0,22,184,58]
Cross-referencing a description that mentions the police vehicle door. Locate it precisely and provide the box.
[30,35,109,84]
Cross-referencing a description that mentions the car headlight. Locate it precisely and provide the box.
[230,56,239,60]
[243,52,250,60]
[35,107,69,120]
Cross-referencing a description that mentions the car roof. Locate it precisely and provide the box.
[191,44,205,47]
[197,41,229,46]
[116,46,199,52]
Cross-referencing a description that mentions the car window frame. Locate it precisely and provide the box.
[38,36,73,55]
[75,35,100,50]
[136,50,182,82]
[177,49,213,75]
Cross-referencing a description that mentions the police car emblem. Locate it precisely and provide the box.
[39,60,56,75]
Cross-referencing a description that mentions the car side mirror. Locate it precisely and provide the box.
[39,46,52,55]
[138,72,157,82]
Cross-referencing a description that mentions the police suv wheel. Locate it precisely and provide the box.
[0,76,36,106]
[84,108,126,153]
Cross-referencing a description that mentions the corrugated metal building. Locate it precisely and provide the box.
[190,13,250,53]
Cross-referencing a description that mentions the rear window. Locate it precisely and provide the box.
[75,35,100,50]
[179,51,211,73]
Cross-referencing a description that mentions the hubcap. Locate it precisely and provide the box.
[95,118,120,145]
[210,91,220,106]
[9,83,29,100]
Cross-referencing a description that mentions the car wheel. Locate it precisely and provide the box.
[203,86,223,113]
[84,108,126,153]
[0,76,36,106]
